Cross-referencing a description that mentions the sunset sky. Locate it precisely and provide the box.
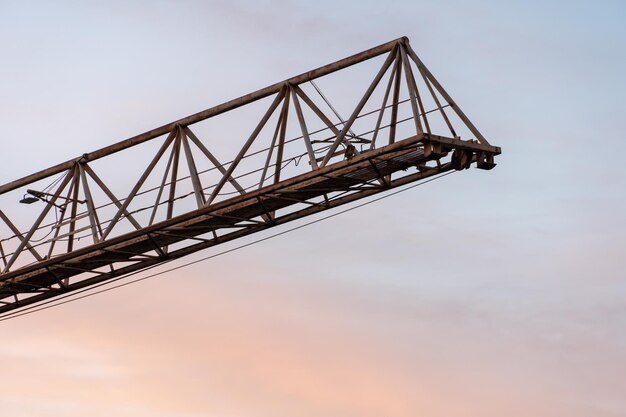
[1,1,625,416]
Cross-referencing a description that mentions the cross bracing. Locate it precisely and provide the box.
[0,37,501,314]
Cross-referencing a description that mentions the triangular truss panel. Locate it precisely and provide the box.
[0,37,500,315]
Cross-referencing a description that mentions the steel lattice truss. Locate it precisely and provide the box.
[0,37,500,314]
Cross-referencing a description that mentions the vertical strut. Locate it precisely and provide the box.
[321,46,399,167]
[46,174,76,258]
[67,165,81,253]
[258,99,286,189]
[0,240,7,269]
[79,163,102,244]
[389,53,403,145]
[291,87,319,169]
[274,92,290,184]
[403,41,489,145]
[415,60,457,137]
[400,45,425,135]
[180,128,206,208]
[149,136,178,226]
[370,55,401,149]
[167,134,181,222]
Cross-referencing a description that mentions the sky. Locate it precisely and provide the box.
[1,0,626,416]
